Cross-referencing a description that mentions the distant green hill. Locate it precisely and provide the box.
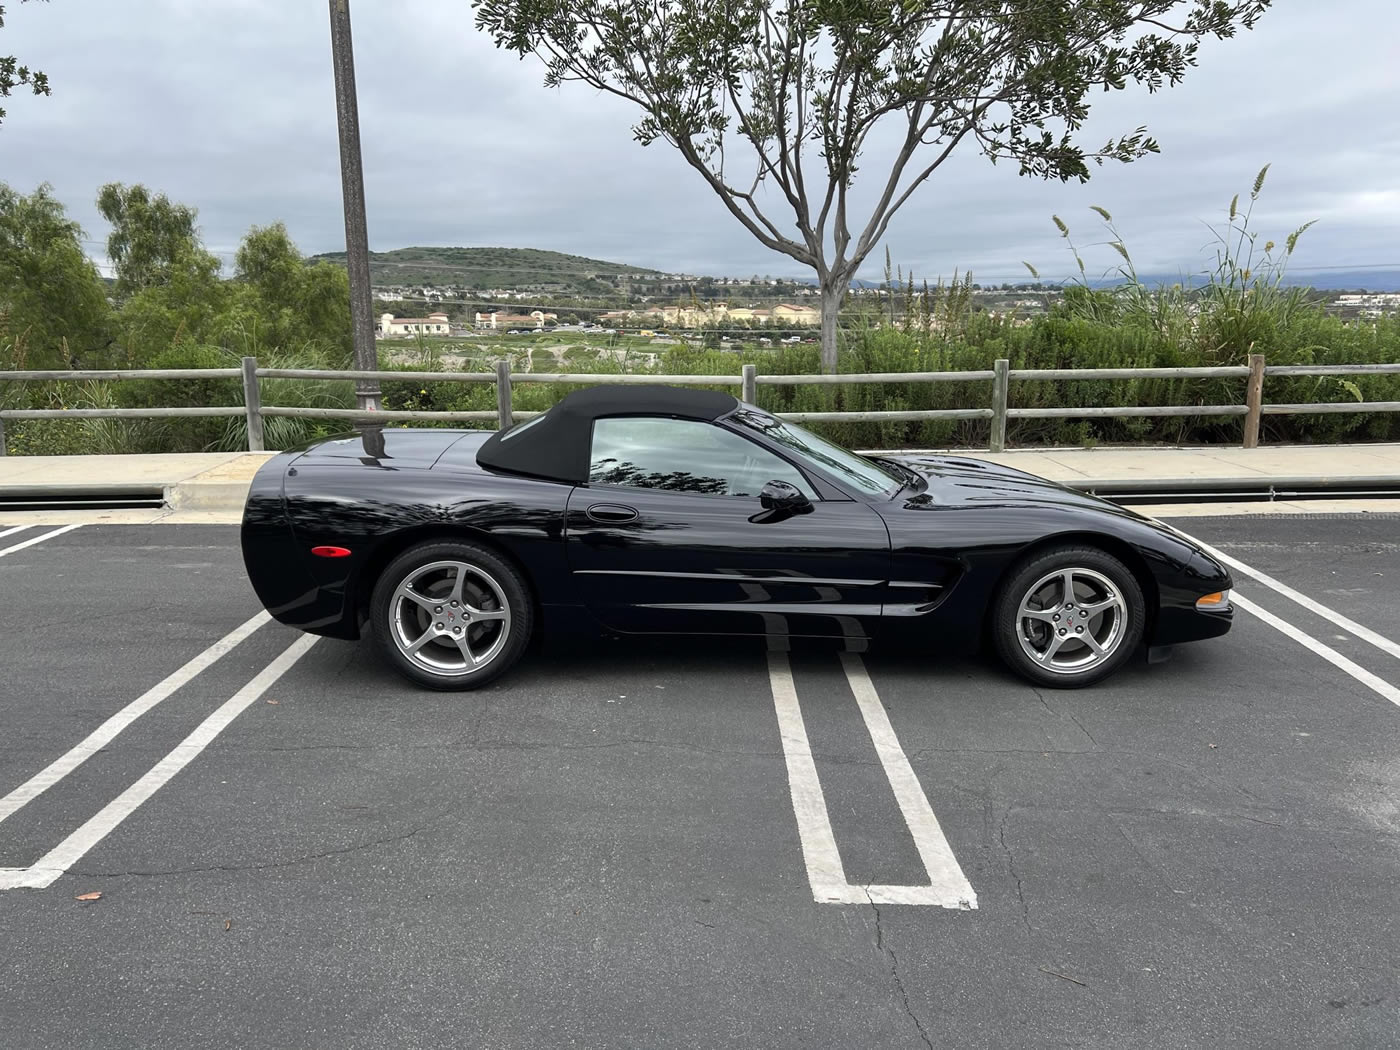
[308,246,665,293]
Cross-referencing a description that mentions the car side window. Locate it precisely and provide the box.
[589,417,816,499]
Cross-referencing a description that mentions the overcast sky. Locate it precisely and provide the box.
[4,0,1399,283]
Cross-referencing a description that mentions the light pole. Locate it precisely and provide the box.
[327,0,380,412]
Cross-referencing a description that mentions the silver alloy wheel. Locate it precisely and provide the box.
[389,559,512,677]
[1015,566,1128,675]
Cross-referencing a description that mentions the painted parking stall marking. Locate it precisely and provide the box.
[0,632,319,890]
[840,655,978,905]
[0,610,273,826]
[0,524,30,541]
[1164,526,1400,706]
[0,523,82,558]
[768,652,977,908]
[1176,529,1400,663]
[768,653,848,901]
[1232,592,1400,708]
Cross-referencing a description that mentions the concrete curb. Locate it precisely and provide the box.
[163,453,278,512]
[2,447,1399,520]
[165,480,259,512]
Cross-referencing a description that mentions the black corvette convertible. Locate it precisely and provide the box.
[241,384,1233,690]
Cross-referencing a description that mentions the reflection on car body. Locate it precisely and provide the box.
[242,385,1232,690]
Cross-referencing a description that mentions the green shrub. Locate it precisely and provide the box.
[5,303,1397,456]
[111,344,242,452]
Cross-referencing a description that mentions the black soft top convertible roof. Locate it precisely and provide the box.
[475,384,739,483]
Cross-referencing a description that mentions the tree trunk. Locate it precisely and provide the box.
[818,281,844,373]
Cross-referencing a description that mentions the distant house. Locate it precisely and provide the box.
[769,303,820,326]
[379,312,450,337]
[473,310,559,329]
[589,302,820,329]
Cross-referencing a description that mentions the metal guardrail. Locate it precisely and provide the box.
[2,354,1399,455]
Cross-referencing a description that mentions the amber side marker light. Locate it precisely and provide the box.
[1196,590,1231,610]
[311,546,353,558]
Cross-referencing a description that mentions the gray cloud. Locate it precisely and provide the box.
[4,0,1398,283]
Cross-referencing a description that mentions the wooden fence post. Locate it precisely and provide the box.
[1242,352,1265,448]
[989,358,1010,453]
[495,359,514,430]
[241,356,264,452]
[0,415,7,457]
[741,363,757,405]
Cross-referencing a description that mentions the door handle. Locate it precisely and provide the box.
[585,503,639,524]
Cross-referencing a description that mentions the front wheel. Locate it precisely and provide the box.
[991,545,1145,688]
[370,540,533,690]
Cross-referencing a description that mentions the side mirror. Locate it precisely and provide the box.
[757,479,812,518]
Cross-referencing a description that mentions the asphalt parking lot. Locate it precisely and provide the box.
[2,515,1398,1049]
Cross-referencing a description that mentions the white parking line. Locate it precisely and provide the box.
[767,652,976,908]
[841,656,978,907]
[0,523,82,558]
[0,525,29,540]
[0,610,273,826]
[0,632,319,890]
[768,653,850,902]
[1175,530,1400,662]
[1233,593,1400,708]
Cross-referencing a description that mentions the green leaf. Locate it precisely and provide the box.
[468,0,1276,303]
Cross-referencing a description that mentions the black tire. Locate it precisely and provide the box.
[370,540,533,690]
[991,544,1145,689]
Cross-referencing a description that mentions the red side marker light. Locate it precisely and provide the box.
[311,545,353,558]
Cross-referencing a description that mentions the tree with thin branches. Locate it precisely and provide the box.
[0,0,51,127]
[475,0,1271,370]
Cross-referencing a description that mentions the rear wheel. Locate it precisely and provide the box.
[992,545,1145,688]
[371,540,533,690]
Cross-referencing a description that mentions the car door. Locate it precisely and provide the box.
[564,416,891,639]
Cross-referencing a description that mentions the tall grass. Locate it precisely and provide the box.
[4,167,1397,456]
[7,308,1396,455]
[1044,165,1320,362]
[370,275,1398,451]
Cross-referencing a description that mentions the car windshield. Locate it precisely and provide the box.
[728,406,903,498]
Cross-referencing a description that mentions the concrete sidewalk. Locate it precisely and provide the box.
[0,452,277,524]
[973,442,1400,485]
[974,444,1400,516]
[1,443,1398,524]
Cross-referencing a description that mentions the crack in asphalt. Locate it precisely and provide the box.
[1062,709,1100,749]
[1031,686,1101,750]
[998,805,1033,937]
[67,819,443,880]
[254,738,1107,765]
[1114,824,1183,896]
[907,745,1097,759]
[866,891,935,1050]
[21,599,163,634]
[258,738,787,759]
[249,736,925,770]
[973,685,1265,803]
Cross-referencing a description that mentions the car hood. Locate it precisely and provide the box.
[883,453,1154,523]
[879,453,1232,587]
